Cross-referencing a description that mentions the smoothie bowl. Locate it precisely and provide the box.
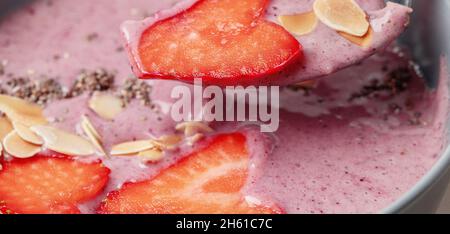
[0,0,449,214]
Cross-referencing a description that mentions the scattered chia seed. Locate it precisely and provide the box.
[349,67,413,101]
[1,68,154,107]
[119,79,152,106]
[86,33,99,42]
[68,69,115,97]
[408,112,423,126]
[0,77,65,105]
[388,103,403,114]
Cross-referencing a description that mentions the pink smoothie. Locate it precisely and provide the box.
[0,0,448,214]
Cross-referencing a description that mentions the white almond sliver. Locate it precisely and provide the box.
[313,0,369,36]
[89,92,124,120]
[0,95,48,126]
[153,135,182,149]
[111,140,156,156]
[12,121,44,145]
[3,131,41,159]
[0,116,13,141]
[278,11,318,36]
[81,115,101,140]
[31,125,96,156]
[187,133,205,146]
[292,80,318,89]
[84,131,106,156]
[80,119,106,156]
[176,122,213,137]
[338,26,373,47]
[139,148,164,163]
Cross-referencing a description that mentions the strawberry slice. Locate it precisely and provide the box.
[0,154,110,214]
[126,0,301,85]
[98,133,282,214]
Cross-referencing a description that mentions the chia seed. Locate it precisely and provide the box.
[0,77,65,105]
[349,67,414,101]
[0,63,4,76]
[1,68,154,108]
[119,79,152,106]
[68,69,115,97]
[86,33,99,42]
[408,111,424,126]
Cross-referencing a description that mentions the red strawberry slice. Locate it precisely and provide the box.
[126,0,302,85]
[98,133,282,214]
[0,154,110,214]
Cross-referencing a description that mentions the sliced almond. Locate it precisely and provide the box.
[83,129,106,156]
[292,80,318,89]
[111,140,156,156]
[278,11,318,36]
[0,116,13,141]
[12,121,44,145]
[338,26,373,47]
[0,95,47,126]
[313,0,369,36]
[187,133,205,146]
[139,148,164,163]
[3,131,41,159]
[89,92,124,120]
[31,125,96,156]
[81,115,101,140]
[153,135,182,150]
[176,122,213,137]
[80,116,105,156]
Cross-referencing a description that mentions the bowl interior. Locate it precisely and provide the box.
[1,0,450,214]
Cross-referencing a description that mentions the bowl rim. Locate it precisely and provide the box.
[383,0,450,214]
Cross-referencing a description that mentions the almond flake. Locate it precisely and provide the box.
[12,121,44,145]
[294,80,318,89]
[187,133,205,146]
[31,125,96,156]
[80,116,105,156]
[83,128,106,156]
[111,140,156,156]
[153,134,182,150]
[3,131,41,159]
[0,95,48,126]
[0,116,13,141]
[138,148,164,163]
[81,115,101,140]
[278,11,318,36]
[313,0,369,36]
[88,92,124,120]
[176,122,213,137]
[338,26,373,47]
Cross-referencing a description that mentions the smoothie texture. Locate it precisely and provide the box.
[0,0,448,214]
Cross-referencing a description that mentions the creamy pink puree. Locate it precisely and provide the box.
[0,0,448,213]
